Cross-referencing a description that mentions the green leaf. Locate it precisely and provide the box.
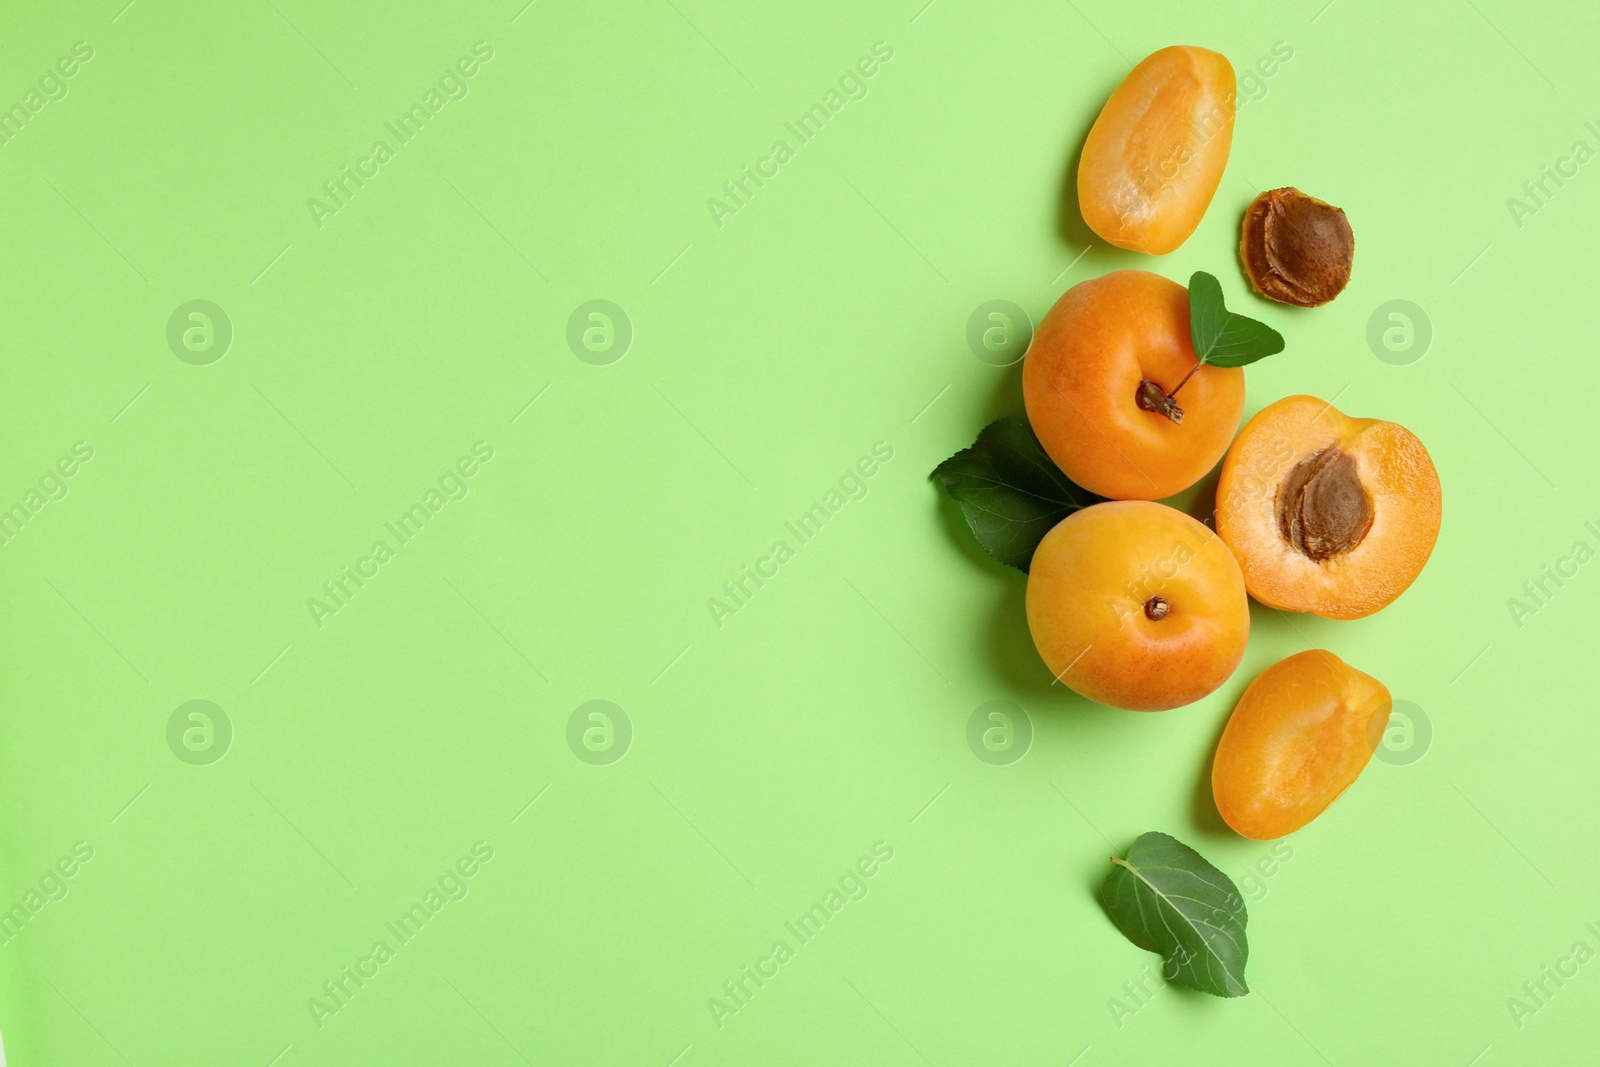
[1101,832,1250,998]
[1188,271,1285,369]
[930,417,1103,573]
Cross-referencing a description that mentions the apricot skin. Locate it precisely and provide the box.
[1212,650,1392,840]
[1215,395,1441,619]
[1078,46,1236,255]
[1023,270,1244,501]
[1026,501,1249,711]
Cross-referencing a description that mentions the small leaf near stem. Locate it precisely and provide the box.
[1139,272,1285,426]
[1187,271,1285,368]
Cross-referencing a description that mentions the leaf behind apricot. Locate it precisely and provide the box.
[930,417,1102,573]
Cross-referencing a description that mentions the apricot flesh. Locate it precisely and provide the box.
[1216,395,1441,620]
[1078,46,1236,255]
[1212,650,1392,839]
[1024,270,1244,500]
[1026,500,1249,711]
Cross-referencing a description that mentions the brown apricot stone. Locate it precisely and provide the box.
[1275,447,1373,561]
[1239,187,1353,307]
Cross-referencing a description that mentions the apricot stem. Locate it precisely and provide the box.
[1136,360,1208,425]
[1144,596,1171,621]
[1136,379,1185,424]
[1165,361,1202,399]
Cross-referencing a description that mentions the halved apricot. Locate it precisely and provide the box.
[1215,395,1440,619]
[1024,270,1244,500]
[1212,649,1391,839]
[1026,500,1249,711]
[1078,46,1236,255]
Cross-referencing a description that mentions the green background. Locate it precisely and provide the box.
[0,0,1592,1062]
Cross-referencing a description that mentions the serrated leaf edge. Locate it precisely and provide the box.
[1105,836,1250,998]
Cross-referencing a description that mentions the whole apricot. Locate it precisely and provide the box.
[1215,394,1441,619]
[1026,500,1249,711]
[1078,45,1236,255]
[1023,270,1244,500]
[1212,649,1392,839]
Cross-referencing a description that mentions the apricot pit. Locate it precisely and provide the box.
[1239,187,1354,307]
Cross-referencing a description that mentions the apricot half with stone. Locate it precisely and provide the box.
[1215,394,1441,620]
[1212,649,1392,840]
[1078,45,1236,255]
[1026,500,1249,711]
[1024,270,1244,501]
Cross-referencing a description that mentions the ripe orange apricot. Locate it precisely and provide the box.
[1026,500,1249,711]
[1212,649,1392,839]
[1078,46,1236,255]
[1215,395,1441,619]
[1023,270,1244,500]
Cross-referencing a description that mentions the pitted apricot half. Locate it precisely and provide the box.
[1078,45,1236,255]
[1024,270,1244,501]
[1026,500,1249,711]
[1215,395,1441,619]
[1212,649,1392,840]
